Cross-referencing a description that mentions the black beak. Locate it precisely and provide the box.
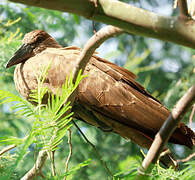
[6,43,34,68]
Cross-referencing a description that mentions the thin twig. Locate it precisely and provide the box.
[137,85,195,177]
[189,104,195,129]
[92,21,97,34]
[40,171,46,179]
[50,151,56,176]
[64,129,73,180]
[34,147,37,178]
[177,152,195,163]
[21,150,48,180]
[72,120,113,177]
[0,144,16,156]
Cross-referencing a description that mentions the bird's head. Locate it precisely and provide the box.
[6,30,61,68]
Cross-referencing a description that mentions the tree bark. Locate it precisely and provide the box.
[9,0,195,49]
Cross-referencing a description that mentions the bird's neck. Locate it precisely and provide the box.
[44,37,62,48]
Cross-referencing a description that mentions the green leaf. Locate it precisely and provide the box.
[63,159,92,177]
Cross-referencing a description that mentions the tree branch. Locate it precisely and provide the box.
[189,104,195,129]
[73,25,123,83]
[9,0,195,49]
[21,150,48,180]
[0,144,16,156]
[177,152,195,163]
[177,0,190,20]
[50,151,56,176]
[64,129,73,180]
[137,85,195,176]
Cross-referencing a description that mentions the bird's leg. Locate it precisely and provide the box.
[73,104,113,132]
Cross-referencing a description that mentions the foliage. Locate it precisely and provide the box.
[113,156,195,180]
[0,62,86,179]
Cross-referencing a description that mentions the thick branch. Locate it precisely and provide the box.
[9,0,195,49]
[139,85,195,174]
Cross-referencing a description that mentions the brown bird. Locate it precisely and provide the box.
[6,30,195,164]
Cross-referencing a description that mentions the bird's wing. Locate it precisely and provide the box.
[93,55,162,103]
[79,58,169,130]
[94,55,137,79]
[77,52,194,149]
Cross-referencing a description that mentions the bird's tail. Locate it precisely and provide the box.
[171,123,195,149]
[161,124,195,169]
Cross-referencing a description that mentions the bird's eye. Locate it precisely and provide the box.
[36,36,45,43]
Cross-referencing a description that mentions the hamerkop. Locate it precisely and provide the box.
[6,30,195,165]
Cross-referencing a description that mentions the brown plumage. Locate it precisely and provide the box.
[6,30,195,152]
